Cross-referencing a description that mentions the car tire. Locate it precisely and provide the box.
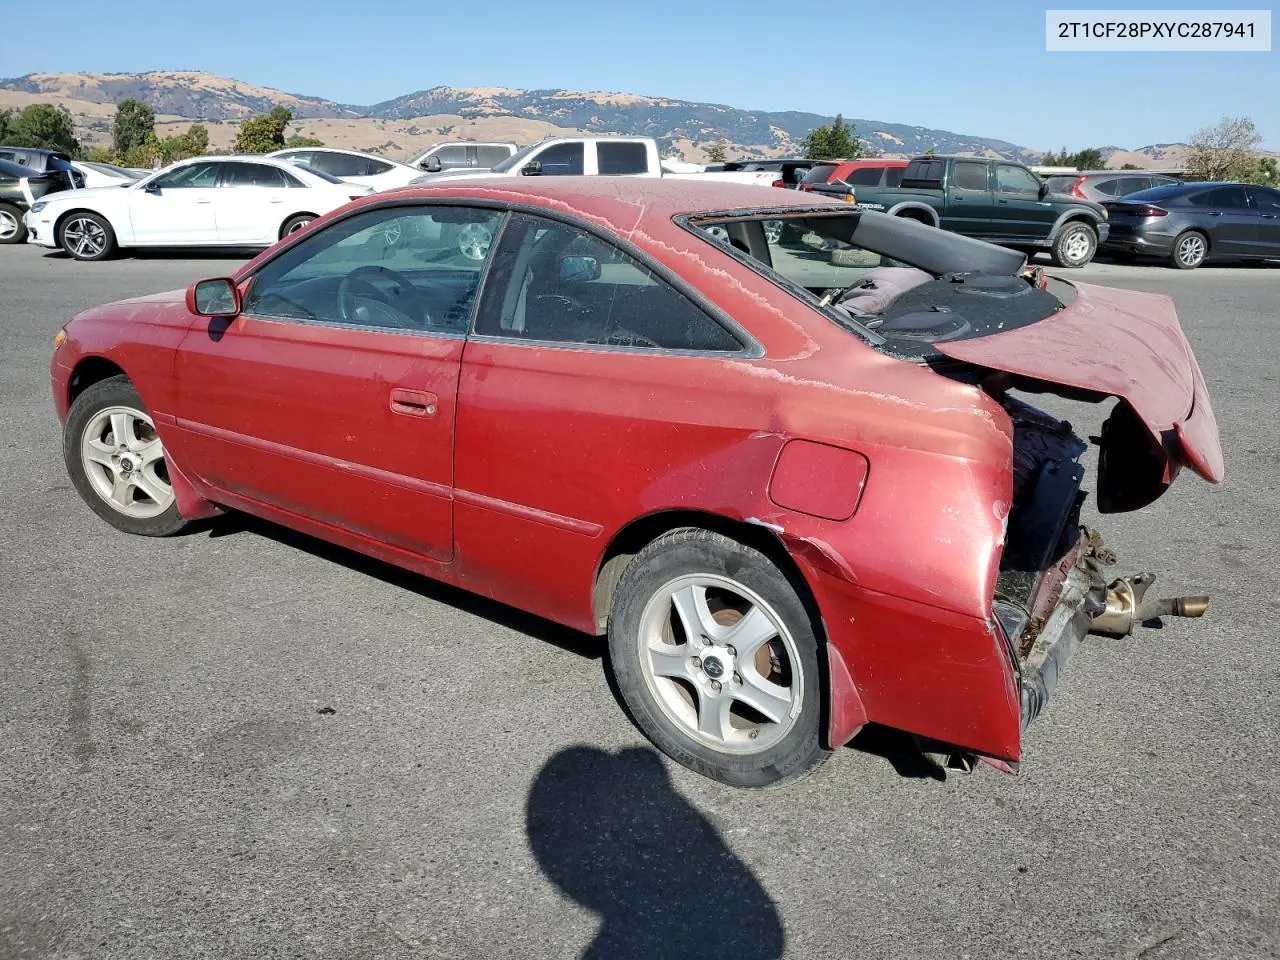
[280,214,316,240]
[1050,221,1097,268]
[59,212,116,261]
[607,528,830,788]
[0,201,28,244]
[63,375,192,537]
[1169,230,1208,270]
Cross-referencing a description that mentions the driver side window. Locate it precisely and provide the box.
[241,205,503,334]
[474,214,742,352]
[153,162,222,189]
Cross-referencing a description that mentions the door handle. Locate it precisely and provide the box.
[1206,211,1222,217]
[1262,214,1278,219]
[390,388,438,418]
[196,198,212,204]
[997,199,1009,205]
[269,197,283,203]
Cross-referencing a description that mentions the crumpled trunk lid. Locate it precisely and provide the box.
[934,280,1223,510]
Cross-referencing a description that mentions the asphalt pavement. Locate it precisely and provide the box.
[1,244,1277,959]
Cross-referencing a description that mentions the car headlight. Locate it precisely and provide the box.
[30,201,47,213]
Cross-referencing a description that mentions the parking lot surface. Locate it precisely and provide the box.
[2,244,1277,959]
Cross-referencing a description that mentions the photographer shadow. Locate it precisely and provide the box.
[526,745,785,960]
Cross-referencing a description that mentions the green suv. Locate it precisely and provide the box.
[851,156,1109,267]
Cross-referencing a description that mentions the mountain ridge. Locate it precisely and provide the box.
[0,70,1192,166]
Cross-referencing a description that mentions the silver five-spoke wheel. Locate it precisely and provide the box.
[1062,229,1091,263]
[63,217,109,259]
[1177,234,1206,266]
[80,406,174,518]
[0,209,19,241]
[638,574,803,754]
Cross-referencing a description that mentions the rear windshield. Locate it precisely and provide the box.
[1120,184,1186,203]
[290,163,343,184]
[802,164,838,185]
[902,159,945,187]
[689,210,1061,359]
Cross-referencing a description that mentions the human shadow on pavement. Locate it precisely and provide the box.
[526,745,785,960]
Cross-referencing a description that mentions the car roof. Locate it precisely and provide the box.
[380,176,843,222]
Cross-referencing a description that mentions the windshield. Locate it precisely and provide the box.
[81,161,138,178]
[691,211,1060,359]
[490,142,544,174]
[801,164,838,185]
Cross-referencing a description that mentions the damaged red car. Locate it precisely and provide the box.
[50,179,1223,787]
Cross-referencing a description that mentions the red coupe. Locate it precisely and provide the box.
[51,179,1223,787]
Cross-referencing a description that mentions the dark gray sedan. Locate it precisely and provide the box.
[1100,182,1280,269]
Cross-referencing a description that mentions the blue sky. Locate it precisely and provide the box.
[7,0,1276,150]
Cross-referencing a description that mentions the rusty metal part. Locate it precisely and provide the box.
[1089,573,1210,637]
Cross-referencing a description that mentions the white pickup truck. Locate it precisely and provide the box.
[410,136,777,187]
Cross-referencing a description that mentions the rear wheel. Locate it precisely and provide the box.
[1169,230,1208,269]
[607,528,829,788]
[63,376,191,537]
[280,214,316,239]
[0,202,27,244]
[1050,221,1097,267]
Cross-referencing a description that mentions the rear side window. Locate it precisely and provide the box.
[952,162,989,191]
[476,214,741,351]
[1189,187,1249,209]
[597,141,649,175]
[223,163,296,188]
[1249,187,1280,213]
[846,167,884,186]
[475,145,512,167]
[308,152,376,178]
[1093,178,1123,196]
[535,143,585,176]
[903,159,944,185]
[883,167,904,187]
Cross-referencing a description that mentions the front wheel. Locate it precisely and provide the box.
[1050,221,1097,268]
[0,201,27,244]
[59,212,116,261]
[608,529,829,788]
[63,376,192,537]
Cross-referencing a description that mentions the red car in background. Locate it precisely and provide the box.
[800,159,910,199]
[50,179,1222,787]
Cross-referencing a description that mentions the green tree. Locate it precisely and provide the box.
[1072,147,1105,170]
[923,146,935,157]
[1120,162,1141,170]
[705,138,728,163]
[1187,115,1263,181]
[159,123,209,163]
[801,115,862,161]
[285,135,325,148]
[0,110,10,144]
[1242,155,1279,186]
[112,99,156,155]
[234,106,293,153]
[3,104,81,155]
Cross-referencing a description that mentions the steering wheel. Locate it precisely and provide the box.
[337,265,432,328]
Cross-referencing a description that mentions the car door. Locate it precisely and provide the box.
[1187,186,1259,256]
[991,163,1059,241]
[941,160,995,236]
[170,203,503,562]
[452,213,750,623]
[213,161,302,243]
[1246,187,1280,255]
[128,161,222,244]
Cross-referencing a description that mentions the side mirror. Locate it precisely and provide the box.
[144,180,162,194]
[187,278,240,318]
[424,155,442,173]
[1038,181,1050,198]
[558,255,601,283]
[521,160,543,177]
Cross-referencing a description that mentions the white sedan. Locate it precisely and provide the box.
[71,160,141,188]
[268,147,423,192]
[24,156,373,261]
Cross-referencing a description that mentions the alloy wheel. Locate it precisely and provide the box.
[1178,234,1206,266]
[0,210,18,240]
[637,574,803,754]
[80,406,174,518]
[764,220,783,244]
[63,217,108,258]
[457,222,493,261]
[288,217,312,234]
